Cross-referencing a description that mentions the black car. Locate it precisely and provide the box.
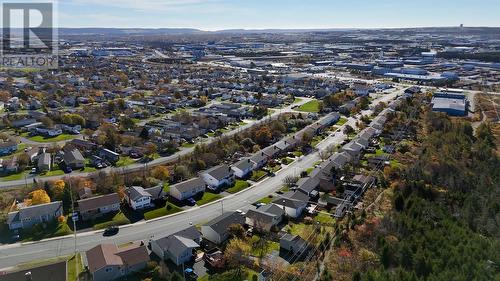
[103,226,119,236]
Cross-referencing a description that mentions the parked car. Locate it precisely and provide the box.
[103,225,119,236]
[186,198,196,206]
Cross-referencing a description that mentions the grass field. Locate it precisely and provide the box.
[67,253,83,281]
[314,212,336,225]
[28,134,76,143]
[226,180,250,194]
[196,192,222,205]
[293,97,304,104]
[297,100,320,112]
[0,171,29,181]
[144,203,182,220]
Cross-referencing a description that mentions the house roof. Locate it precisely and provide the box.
[154,226,201,257]
[0,260,67,281]
[249,152,267,164]
[115,244,150,267]
[273,195,307,209]
[171,177,205,193]
[296,177,320,195]
[37,152,51,166]
[7,201,62,225]
[86,243,149,274]
[63,148,84,162]
[86,244,123,273]
[126,186,151,201]
[144,184,166,200]
[203,164,233,181]
[246,204,284,225]
[203,212,245,235]
[232,158,253,171]
[77,193,120,212]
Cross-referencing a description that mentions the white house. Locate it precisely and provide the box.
[200,164,234,190]
[272,192,308,218]
[231,158,254,178]
[125,186,152,210]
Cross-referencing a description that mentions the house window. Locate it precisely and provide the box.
[106,268,113,272]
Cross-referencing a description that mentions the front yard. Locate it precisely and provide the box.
[196,192,222,206]
[144,202,182,220]
[226,180,250,194]
[93,211,131,230]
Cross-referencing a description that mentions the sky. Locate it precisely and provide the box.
[5,0,500,30]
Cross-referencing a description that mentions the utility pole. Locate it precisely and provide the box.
[68,181,78,279]
[221,199,224,214]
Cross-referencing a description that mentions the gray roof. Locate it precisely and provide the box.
[144,184,166,200]
[273,195,307,209]
[249,152,267,164]
[77,193,120,212]
[296,177,320,195]
[37,152,51,166]
[64,148,84,162]
[7,201,62,224]
[154,226,201,257]
[232,158,253,171]
[171,177,205,193]
[126,186,151,201]
[259,203,285,217]
[203,164,233,181]
[203,212,245,235]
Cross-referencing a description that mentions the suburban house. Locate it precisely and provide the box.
[85,243,149,281]
[201,212,245,244]
[144,184,167,201]
[280,233,311,258]
[341,141,364,160]
[0,260,67,281]
[296,176,320,198]
[245,204,284,232]
[7,201,63,230]
[249,152,268,169]
[169,177,206,201]
[98,148,120,163]
[231,158,254,178]
[200,164,235,190]
[272,193,308,218]
[77,193,121,221]
[124,186,153,210]
[63,148,85,169]
[0,140,17,156]
[151,226,202,265]
[37,152,51,172]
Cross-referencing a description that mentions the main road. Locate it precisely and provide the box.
[0,89,402,269]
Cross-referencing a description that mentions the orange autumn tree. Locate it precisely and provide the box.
[28,189,51,206]
[51,180,66,200]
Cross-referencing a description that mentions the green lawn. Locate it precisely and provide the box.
[181,142,195,148]
[251,238,280,257]
[255,195,274,205]
[250,170,267,181]
[267,164,281,173]
[226,180,250,194]
[293,150,303,157]
[0,171,29,181]
[67,253,83,281]
[196,192,222,206]
[21,221,73,242]
[116,156,135,167]
[293,97,303,104]
[144,203,182,220]
[281,157,294,165]
[93,212,131,230]
[314,212,336,225]
[297,100,320,112]
[337,117,348,126]
[306,167,314,175]
[163,183,170,193]
[28,134,76,143]
[41,169,65,177]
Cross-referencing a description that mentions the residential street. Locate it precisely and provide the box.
[0,89,400,269]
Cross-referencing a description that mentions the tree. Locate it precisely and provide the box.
[224,238,251,277]
[343,125,354,135]
[29,189,51,206]
[151,166,170,181]
[51,180,66,200]
[254,126,272,146]
[228,224,245,239]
